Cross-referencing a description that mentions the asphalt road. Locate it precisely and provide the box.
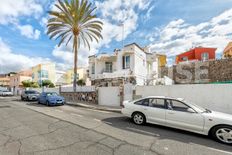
[0,97,232,155]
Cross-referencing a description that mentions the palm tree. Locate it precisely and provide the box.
[47,0,103,91]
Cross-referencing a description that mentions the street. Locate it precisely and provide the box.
[0,97,231,155]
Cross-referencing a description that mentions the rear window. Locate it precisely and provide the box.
[25,91,37,94]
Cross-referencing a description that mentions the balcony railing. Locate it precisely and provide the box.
[93,69,133,79]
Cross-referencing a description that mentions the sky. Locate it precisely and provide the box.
[0,0,232,73]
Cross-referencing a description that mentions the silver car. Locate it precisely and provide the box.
[122,96,232,145]
[21,90,40,101]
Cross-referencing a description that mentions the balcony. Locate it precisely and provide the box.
[93,69,133,80]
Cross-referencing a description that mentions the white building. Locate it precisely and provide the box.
[88,43,161,86]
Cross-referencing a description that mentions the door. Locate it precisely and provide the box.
[40,93,47,104]
[165,99,204,132]
[146,98,166,125]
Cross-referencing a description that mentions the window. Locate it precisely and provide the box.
[122,55,130,69]
[134,99,149,106]
[91,64,95,74]
[181,56,188,61]
[167,100,191,112]
[105,62,113,73]
[38,70,48,78]
[201,52,209,61]
[149,98,165,109]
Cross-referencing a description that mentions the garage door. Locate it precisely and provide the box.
[98,87,120,107]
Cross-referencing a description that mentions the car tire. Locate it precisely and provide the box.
[21,96,24,101]
[46,101,50,106]
[211,125,232,145]
[38,100,40,104]
[132,112,146,125]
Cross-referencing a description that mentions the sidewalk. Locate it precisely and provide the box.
[66,101,122,113]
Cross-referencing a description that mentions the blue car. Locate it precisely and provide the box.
[38,92,65,106]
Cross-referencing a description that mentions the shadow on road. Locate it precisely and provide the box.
[102,117,232,151]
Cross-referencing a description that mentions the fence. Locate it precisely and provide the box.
[136,84,232,114]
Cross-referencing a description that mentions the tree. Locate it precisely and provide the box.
[77,79,86,86]
[31,82,40,88]
[22,81,39,88]
[42,80,55,88]
[47,0,103,92]
[22,80,31,88]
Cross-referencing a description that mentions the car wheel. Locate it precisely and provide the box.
[211,125,232,145]
[21,96,24,101]
[132,112,146,125]
[38,100,40,104]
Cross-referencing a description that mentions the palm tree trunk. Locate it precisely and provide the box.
[73,35,78,92]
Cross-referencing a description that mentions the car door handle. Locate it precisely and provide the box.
[143,108,148,111]
[168,112,174,114]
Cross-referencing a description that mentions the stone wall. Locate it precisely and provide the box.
[60,92,98,104]
[160,58,232,84]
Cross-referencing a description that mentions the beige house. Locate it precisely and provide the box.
[10,70,32,94]
[223,42,232,58]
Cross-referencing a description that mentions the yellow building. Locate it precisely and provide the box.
[157,54,167,67]
[223,42,232,58]
[65,68,87,84]
[32,63,56,85]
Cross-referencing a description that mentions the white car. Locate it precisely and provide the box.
[0,90,13,96]
[122,96,232,145]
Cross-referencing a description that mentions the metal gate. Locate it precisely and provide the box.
[98,87,120,107]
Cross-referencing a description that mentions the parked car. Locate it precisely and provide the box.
[0,90,13,96]
[122,96,232,145]
[21,90,40,101]
[38,92,65,106]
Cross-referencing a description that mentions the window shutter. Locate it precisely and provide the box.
[122,56,125,69]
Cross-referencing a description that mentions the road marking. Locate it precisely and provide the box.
[55,109,63,113]
[126,127,160,137]
[70,113,83,117]
[85,108,111,114]
[102,121,113,125]
[94,119,101,122]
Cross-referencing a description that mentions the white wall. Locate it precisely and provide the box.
[133,47,147,85]
[136,84,232,114]
[98,87,120,107]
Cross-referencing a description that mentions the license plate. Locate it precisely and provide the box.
[57,101,62,104]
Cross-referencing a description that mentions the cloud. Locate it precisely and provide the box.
[46,0,153,68]
[0,38,50,73]
[149,9,232,58]
[16,24,41,40]
[0,0,43,24]
[0,0,43,40]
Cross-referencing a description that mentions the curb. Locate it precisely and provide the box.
[66,102,122,113]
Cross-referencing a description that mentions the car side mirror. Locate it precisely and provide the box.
[187,108,195,113]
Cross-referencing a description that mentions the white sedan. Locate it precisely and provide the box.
[122,96,232,145]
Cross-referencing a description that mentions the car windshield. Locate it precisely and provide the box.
[46,92,58,96]
[182,99,209,113]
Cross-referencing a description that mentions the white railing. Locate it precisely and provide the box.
[94,69,133,79]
